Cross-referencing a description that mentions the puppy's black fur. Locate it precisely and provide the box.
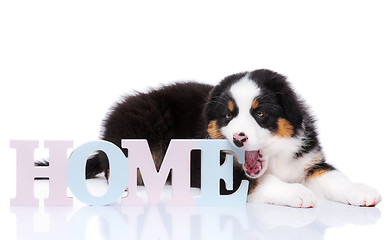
[86,69,326,194]
[86,82,213,187]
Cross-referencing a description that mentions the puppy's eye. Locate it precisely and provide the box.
[256,111,264,118]
[225,113,233,120]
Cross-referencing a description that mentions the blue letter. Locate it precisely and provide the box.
[67,141,129,206]
[196,140,248,205]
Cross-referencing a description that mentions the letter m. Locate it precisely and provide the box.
[121,140,197,206]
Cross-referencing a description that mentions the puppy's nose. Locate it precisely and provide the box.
[233,132,248,148]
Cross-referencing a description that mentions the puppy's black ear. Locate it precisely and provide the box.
[277,89,303,129]
[253,69,303,129]
[205,72,247,121]
[204,86,221,121]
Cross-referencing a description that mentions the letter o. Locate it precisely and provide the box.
[67,140,129,206]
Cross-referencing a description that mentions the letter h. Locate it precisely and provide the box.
[10,140,73,206]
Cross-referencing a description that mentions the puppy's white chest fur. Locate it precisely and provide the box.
[268,151,323,183]
[263,137,323,183]
[267,154,307,183]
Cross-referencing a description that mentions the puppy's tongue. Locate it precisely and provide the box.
[244,150,263,178]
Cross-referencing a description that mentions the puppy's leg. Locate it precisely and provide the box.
[304,170,381,207]
[248,174,317,208]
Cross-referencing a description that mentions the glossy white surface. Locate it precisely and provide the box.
[3,179,389,240]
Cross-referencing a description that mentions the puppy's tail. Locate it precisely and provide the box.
[34,153,110,180]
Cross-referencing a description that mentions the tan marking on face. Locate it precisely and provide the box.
[207,120,224,139]
[274,118,294,138]
[308,169,328,179]
[228,101,235,112]
[251,100,259,109]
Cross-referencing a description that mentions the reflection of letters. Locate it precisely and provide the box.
[67,206,250,240]
[10,200,382,240]
[11,207,72,240]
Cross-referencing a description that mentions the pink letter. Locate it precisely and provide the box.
[121,140,197,206]
[44,140,74,206]
[10,140,73,206]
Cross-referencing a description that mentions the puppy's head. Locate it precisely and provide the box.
[205,69,303,178]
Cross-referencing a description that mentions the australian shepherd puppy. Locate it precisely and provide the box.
[86,69,381,208]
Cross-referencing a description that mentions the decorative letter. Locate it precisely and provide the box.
[121,139,197,206]
[196,140,248,206]
[67,140,129,206]
[10,140,73,206]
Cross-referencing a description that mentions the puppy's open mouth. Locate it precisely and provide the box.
[244,150,264,178]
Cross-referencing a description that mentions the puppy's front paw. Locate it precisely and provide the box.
[284,184,317,208]
[345,183,381,207]
[247,176,317,208]
[249,183,317,208]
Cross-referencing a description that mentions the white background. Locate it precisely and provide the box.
[1,1,389,239]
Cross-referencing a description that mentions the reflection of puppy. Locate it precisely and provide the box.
[86,69,381,208]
